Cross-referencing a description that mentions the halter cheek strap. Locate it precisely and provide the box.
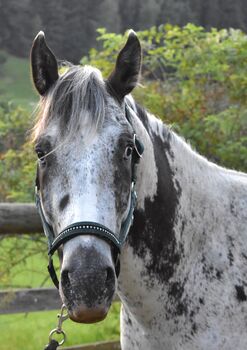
[35,103,144,289]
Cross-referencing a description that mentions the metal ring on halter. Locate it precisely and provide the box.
[49,329,66,346]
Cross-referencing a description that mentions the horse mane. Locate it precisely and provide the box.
[31,64,107,143]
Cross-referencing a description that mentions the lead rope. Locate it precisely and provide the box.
[44,304,69,350]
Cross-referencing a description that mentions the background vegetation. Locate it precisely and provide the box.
[0,23,246,349]
[83,25,247,171]
[1,25,246,206]
[1,0,247,62]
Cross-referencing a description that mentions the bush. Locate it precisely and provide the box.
[0,100,35,201]
[82,25,247,172]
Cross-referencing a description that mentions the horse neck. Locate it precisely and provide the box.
[118,106,246,321]
[132,108,245,259]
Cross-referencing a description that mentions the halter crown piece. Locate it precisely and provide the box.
[35,103,144,288]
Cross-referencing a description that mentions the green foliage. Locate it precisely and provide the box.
[0,100,35,202]
[82,24,247,171]
[0,101,38,292]
[0,234,48,288]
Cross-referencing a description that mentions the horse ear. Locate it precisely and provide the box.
[31,31,58,96]
[107,30,142,100]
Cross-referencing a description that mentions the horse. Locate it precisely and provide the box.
[30,30,247,350]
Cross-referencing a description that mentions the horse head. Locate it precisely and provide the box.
[30,30,144,323]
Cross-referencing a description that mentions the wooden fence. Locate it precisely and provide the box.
[0,203,121,350]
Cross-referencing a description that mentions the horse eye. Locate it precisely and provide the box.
[37,151,44,159]
[124,146,133,159]
[35,148,46,165]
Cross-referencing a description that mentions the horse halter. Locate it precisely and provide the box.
[35,103,144,289]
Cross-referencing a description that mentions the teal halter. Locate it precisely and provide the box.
[35,104,144,288]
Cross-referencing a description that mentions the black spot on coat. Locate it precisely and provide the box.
[128,116,181,283]
[235,285,247,302]
[59,194,70,211]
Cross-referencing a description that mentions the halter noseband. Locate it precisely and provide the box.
[35,103,144,289]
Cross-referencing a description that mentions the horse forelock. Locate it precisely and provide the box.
[31,65,107,143]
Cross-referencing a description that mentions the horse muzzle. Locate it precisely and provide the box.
[68,305,109,323]
[60,236,116,323]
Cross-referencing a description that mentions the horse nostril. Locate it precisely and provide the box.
[61,269,71,288]
[105,266,115,288]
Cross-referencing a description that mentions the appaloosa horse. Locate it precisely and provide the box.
[31,30,247,349]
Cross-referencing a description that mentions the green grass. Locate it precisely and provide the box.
[0,51,38,109]
[0,304,120,350]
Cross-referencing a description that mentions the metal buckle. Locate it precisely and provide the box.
[48,304,69,346]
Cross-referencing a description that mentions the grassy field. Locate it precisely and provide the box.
[0,51,38,108]
[0,304,120,350]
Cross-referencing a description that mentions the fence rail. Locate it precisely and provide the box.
[0,287,60,314]
[0,202,42,234]
[0,287,119,314]
[0,202,121,350]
